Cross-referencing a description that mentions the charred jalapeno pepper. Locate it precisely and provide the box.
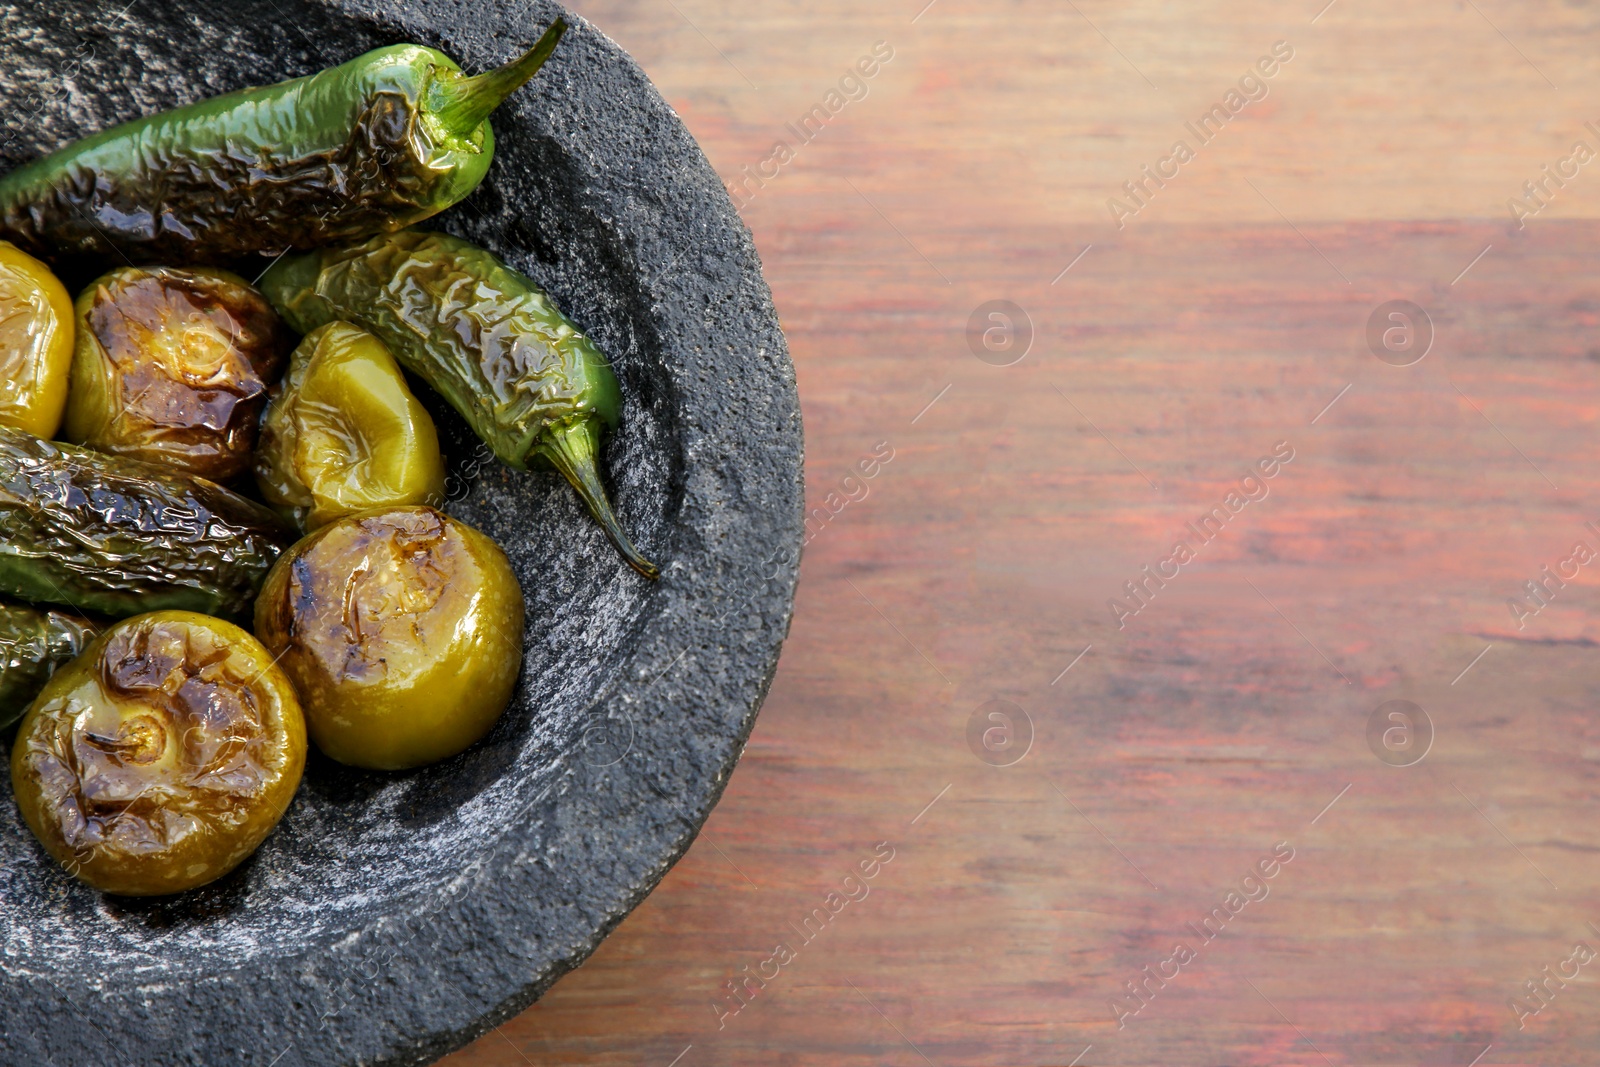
[0,20,566,275]
[254,506,523,771]
[255,321,445,531]
[260,229,658,578]
[0,426,292,622]
[0,601,98,732]
[0,240,74,438]
[64,266,288,482]
[10,610,306,896]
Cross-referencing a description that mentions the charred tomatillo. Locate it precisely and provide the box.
[65,266,288,482]
[254,506,523,771]
[256,321,445,531]
[10,611,306,896]
[0,241,74,438]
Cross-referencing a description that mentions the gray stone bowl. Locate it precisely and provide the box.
[0,1,801,1064]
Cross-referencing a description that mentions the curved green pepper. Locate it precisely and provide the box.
[260,229,658,579]
[0,601,97,731]
[0,20,566,272]
[0,425,292,621]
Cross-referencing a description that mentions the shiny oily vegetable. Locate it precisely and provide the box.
[256,321,445,531]
[0,20,566,275]
[0,602,97,732]
[260,229,658,578]
[0,240,74,438]
[65,266,288,482]
[0,426,292,622]
[254,506,523,771]
[10,611,306,896]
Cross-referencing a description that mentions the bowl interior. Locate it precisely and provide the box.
[0,0,676,981]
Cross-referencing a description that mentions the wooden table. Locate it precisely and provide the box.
[447,2,1600,1063]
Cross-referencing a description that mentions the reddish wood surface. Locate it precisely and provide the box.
[447,3,1600,1064]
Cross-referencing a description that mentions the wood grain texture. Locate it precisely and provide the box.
[445,2,1600,1064]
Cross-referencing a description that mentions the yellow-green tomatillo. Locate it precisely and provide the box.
[253,506,524,771]
[64,266,287,482]
[255,322,446,531]
[10,611,306,896]
[0,241,74,438]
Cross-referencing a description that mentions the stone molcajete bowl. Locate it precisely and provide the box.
[0,1,802,1064]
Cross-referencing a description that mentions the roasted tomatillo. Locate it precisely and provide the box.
[0,241,74,437]
[10,611,306,896]
[254,506,523,771]
[256,322,445,531]
[65,266,288,482]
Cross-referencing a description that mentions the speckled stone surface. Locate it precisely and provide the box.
[0,1,802,1063]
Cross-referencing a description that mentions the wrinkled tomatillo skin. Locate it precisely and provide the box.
[10,611,306,896]
[65,267,287,482]
[0,241,74,438]
[256,322,445,532]
[254,506,523,771]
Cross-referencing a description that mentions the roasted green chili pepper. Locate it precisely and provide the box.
[260,229,658,578]
[0,20,566,274]
[0,602,98,732]
[11,610,306,896]
[0,426,292,621]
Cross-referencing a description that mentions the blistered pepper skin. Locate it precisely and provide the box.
[255,321,445,531]
[254,506,524,771]
[0,241,74,438]
[0,602,98,731]
[10,611,306,896]
[65,266,288,482]
[0,22,566,278]
[259,229,657,578]
[0,426,293,622]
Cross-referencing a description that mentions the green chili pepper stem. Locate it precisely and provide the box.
[426,19,568,142]
[536,417,658,580]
